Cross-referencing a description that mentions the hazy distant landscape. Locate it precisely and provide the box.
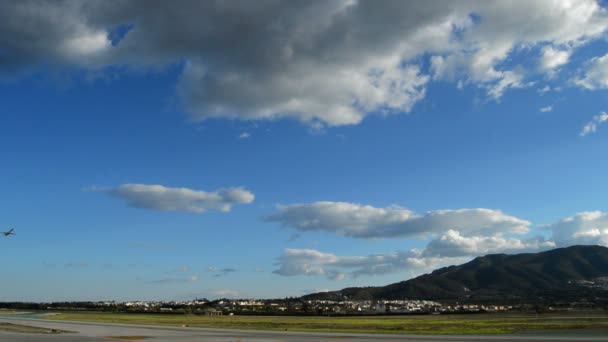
[5,246,608,313]
[2,244,608,339]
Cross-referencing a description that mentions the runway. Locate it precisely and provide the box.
[0,316,606,342]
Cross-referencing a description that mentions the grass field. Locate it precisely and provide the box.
[46,311,608,335]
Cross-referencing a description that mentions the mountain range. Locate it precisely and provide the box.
[303,245,608,303]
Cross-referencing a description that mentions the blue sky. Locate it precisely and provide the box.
[1,0,608,301]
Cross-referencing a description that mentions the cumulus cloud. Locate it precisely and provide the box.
[0,1,111,72]
[272,233,559,278]
[271,206,608,279]
[178,56,429,127]
[265,202,530,239]
[576,54,608,89]
[272,226,558,279]
[273,248,469,279]
[547,211,608,246]
[485,70,527,100]
[103,183,254,213]
[580,111,608,136]
[272,207,608,279]
[539,46,571,72]
[1,1,607,126]
[422,230,555,257]
[430,1,607,92]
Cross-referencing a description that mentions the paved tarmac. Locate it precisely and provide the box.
[1,317,607,342]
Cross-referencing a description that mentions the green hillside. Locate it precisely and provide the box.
[304,245,608,303]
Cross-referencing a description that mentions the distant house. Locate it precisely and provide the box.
[204,309,222,316]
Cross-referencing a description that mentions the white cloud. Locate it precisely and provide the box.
[274,235,555,278]
[540,106,553,112]
[209,289,240,298]
[178,60,429,126]
[238,132,251,139]
[430,1,608,98]
[61,30,110,58]
[273,248,469,279]
[485,70,527,100]
[539,46,571,72]
[580,111,608,136]
[272,207,608,280]
[538,85,552,94]
[576,54,608,89]
[273,249,335,277]
[547,211,608,246]
[265,202,530,239]
[273,225,558,279]
[422,230,555,257]
[1,1,607,126]
[104,183,254,213]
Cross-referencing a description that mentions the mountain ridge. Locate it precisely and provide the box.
[302,245,608,302]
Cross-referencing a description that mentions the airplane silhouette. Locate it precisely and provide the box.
[3,228,15,237]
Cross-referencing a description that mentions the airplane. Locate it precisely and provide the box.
[3,228,15,237]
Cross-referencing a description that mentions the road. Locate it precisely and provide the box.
[0,317,606,342]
